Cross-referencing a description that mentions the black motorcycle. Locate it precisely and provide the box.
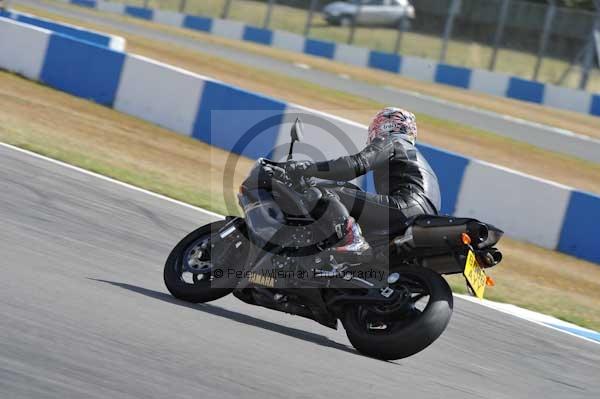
[164,119,503,360]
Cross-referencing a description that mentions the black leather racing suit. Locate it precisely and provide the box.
[296,134,441,233]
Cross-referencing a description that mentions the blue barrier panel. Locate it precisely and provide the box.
[506,77,545,104]
[124,6,153,20]
[40,34,125,106]
[558,190,600,264]
[303,38,335,59]
[70,0,96,8]
[417,144,469,215]
[368,51,401,73]
[243,26,273,45]
[435,64,472,89]
[362,171,376,193]
[183,15,212,32]
[590,94,600,117]
[15,14,110,47]
[0,9,10,17]
[192,81,287,159]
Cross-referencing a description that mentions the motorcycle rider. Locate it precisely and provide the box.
[286,107,441,259]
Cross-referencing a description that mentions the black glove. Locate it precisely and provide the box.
[285,160,313,179]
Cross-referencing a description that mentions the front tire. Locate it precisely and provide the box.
[164,221,235,303]
[342,267,453,360]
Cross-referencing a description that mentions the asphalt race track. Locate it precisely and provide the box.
[17,0,600,164]
[1,144,600,398]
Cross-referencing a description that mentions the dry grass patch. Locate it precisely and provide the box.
[0,72,253,215]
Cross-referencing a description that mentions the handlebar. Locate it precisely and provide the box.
[258,157,364,193]
[258,158,286,167]
[259,158,286,176]
[259,158,305,190]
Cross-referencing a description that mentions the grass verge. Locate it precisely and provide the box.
[1,71,599,330]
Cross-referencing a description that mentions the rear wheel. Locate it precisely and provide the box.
[164,221,236,303]
[342,267,453,360]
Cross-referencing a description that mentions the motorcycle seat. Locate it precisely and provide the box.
[363,216,416,237]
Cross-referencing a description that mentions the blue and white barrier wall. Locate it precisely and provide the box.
[0,16,598,265]
[56,0,600,118]
[0,8,125,50]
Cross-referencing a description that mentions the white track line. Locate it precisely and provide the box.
[293,62,311,70]
[1,141,598,345]
[457,294,600,346]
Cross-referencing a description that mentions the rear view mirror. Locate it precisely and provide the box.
[290,118,304,143]
[287,117,304,161]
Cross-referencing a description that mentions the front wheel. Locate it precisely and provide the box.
[164,220,235,303]
[342,267,453,360]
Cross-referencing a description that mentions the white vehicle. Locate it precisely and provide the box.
[323,0,415,27]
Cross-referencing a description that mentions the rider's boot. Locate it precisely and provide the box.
[330,217,371,262]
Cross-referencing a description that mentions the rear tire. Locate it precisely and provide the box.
[342,267,453,360]
[164,221,235,303]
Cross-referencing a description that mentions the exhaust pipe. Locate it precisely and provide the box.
[482,249,502,267]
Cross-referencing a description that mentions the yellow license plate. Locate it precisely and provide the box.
[463,250,487,299]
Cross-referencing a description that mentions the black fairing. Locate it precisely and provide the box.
[239,160,274,192]
[238,188,287,250]
[239,161,317,249]
[239,162,287,249]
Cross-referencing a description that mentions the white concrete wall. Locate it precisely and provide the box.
[108,36,126,51]
[271,30,305,53]
[96,1,125,15]
[543,84,592,114]
[0,18,50,80]
[334,44,369,68]
[470,69,510,98]
[454,160,572,248]
[400,56,436,83]
[114,54,205,136]
[210,19,244,41]
[152,10,184,28]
